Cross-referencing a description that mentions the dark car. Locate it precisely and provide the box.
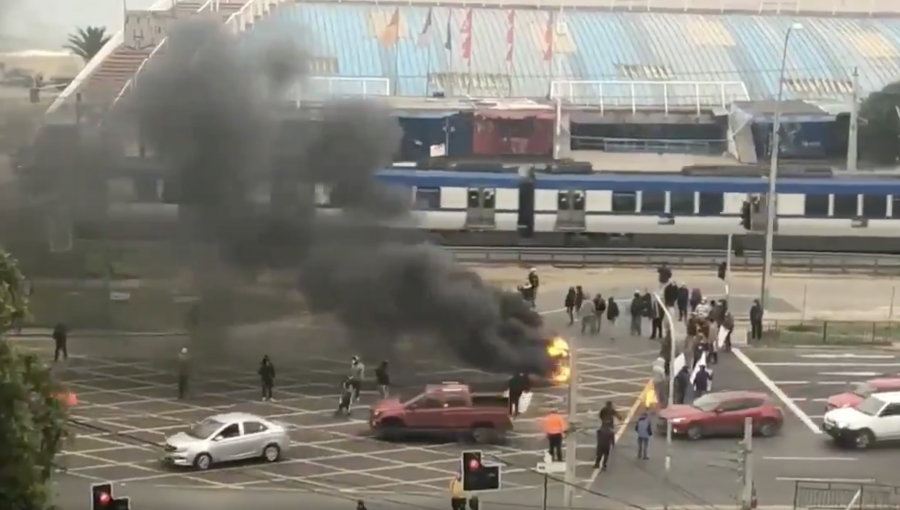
[658,391,784,440]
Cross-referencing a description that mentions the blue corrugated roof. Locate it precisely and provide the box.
[256,4,900,102]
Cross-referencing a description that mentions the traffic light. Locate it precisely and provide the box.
[91,482,130,510]
[717,261,727,280]
[461,450,501,492]
[740,201,752,230]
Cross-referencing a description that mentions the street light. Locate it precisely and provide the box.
[760,22,803,311]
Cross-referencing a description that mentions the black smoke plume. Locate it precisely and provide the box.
[127,17,553,374]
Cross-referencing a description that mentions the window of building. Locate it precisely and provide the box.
[697,192,724,215]
[611,191,637,213]
[640,191,666,214]
[804,194,829,217]
[670,192,695,215]
[414,187,441,210]
[832,194,858,218]
[862,195,888,219]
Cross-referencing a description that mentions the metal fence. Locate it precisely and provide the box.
[793,480,900,510]
[760,320,900,345]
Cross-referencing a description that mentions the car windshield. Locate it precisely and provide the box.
[187,419,224,439]
[851,383,875,398]
[692,394,726,412]
[855,396,886,416]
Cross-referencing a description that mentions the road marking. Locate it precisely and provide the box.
[800,354,895,359]
[819,372,882,377]
[733,348,822,434]
[580,379,648,491]
[539,308,566,315]
[776,477,875,483]
[755,362,900,367]
[764,457,857,462]
[791,398,828,403]
[772,381,809,385]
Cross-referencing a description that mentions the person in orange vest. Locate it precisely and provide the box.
[542,406,567,462]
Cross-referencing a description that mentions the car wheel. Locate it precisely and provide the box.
[194,453,212,470]
[758,419,779,438]
[686,424,704,440]
[854,429,875,449]
[379,419,404,440]
[262,444,281,463]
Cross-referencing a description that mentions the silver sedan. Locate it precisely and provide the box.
[162,412,291,470]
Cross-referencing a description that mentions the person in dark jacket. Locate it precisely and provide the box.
[259,355,276,401]
[508,372,529,416]
[673,366,690,405]
[650,298,664,339]
[528,268,540,297]
[592,294,606,335]
[663,282,678,309]
[52,323,68,362]
[694,366,712,398]
[750,299,764,341]
[599,401,623,429]
[375,361,390,398]
[676,285,689,321]
[606,297,620,340]
[721,310,735,353]
[689,288,702,312]
[564,287,576,325]
[593,423,615,471]
[336,377,354,416]
[574,286,585,313]
[629,291,643,336]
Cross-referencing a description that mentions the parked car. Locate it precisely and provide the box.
[370,382,513,443]
[658,391,783,440]
[822,391,900,449]
[162,412,291,470]
[826,378,900,412]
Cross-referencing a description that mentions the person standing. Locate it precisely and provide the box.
[650,298,664,340]
[579,296,595,335]
[350,356,365,402]
[592,294,606,335]
[606,297,620,341]
[336,377,354,416]
[574,286,585,314]
[507,372,529,417]
[629,291,643,336]
[541,407,566,462]
[53,322,69,362]
[375,361,391,399]
[593,423,615,471]
[635,412,652,460]
[750,299,764,341]
[694,365,712,399]
[177,347,190,400]
[677,285,689,322]
[564,287,576,326]
[258,355,276,402]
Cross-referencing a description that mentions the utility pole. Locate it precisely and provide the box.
[562,334,579,507]
[847,67,860,173]
[740,417,754,510]
[725,233,733,303]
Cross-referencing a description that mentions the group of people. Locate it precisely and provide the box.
[563,287,621,337]
[337,356,392,416]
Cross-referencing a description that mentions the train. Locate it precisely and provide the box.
[106,169,900,252]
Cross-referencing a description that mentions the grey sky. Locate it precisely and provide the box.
[1,0,157,50]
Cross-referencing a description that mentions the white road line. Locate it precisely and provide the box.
[790,398,828,403]
[800,354,895,359]
[733,348,822,434]
[772,381,809,385]
[755,362,900,367]
[775,477,875,483]
[819,372,883,377]
[539,308,566,315]
[764,457,857,462]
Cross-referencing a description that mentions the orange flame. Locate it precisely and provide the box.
[547,337,571,384]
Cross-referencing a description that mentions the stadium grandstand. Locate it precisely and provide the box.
[39,0,900,172]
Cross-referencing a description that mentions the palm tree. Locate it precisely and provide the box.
[64,26,111,63]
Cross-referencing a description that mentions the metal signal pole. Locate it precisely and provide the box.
[562,333,579,507]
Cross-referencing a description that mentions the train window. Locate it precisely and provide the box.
[697,192,724,215]
[611,191,637,213]
[862,195,888,219]
[670,192,694,215]
[557,191,570,210]
[832,194,858,218]
[483,189,496,209]
[641,191,666,214]
[804,194,829,217]
[414,187,441,210]
[572,191,585,211]
[467,188,480,208]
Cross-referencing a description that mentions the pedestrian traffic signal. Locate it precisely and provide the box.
[717,261,727,280]
[461,450,501,492]
[91,482,130,510]
[740,201,752,230]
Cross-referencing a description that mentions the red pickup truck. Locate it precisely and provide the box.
[369,383,513,443]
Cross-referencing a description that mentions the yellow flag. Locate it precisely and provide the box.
[643,382,658,408]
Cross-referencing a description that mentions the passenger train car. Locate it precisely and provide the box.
[316,170,900,238]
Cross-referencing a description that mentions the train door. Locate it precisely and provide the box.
[465,188,496,228]
[556,190,586,230]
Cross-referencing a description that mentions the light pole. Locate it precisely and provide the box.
[761,22,803,311]
[654,293,677,510]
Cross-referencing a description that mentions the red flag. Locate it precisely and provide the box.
[506,10,515,63]
[543,12,554,62]
[461,8,473,61]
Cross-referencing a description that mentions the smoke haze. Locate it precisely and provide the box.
[128,17,552,375]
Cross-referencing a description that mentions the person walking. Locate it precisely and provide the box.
[541,407,567,462]
[635,412,653,460]
[53,322,69,362]
[593,423,615,471]
[606,297,620,341]
[564,287,576,326]
[258,355,276,402]
[375,361,391,399]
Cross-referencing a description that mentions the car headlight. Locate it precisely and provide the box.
[836,422,848,429]
[671,418,685,424]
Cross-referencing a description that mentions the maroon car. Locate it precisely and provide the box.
[658,391,784,440]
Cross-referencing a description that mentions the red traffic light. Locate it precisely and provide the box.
[98,492,111,505]
[469,459,480,470]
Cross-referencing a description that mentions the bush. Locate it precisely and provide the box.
[0,247,69,510]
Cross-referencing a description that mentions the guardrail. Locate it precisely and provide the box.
[760,320,900,345]
[447,247,900,275]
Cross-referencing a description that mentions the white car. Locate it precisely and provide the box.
[822,391,900,449]
[162,412,291,470]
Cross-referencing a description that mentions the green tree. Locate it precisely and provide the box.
[0,248,69,510]
[859,81,900,165]
[64,26,111,63]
